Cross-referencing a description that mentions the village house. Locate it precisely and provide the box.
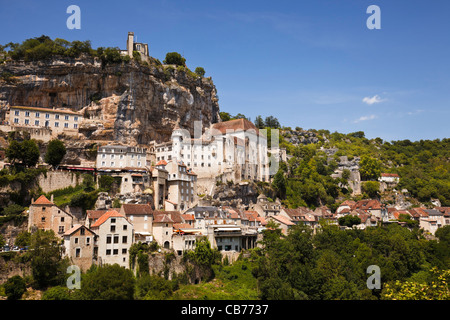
[250,194,282,218]
[90,210,134,268]
[28,195,74,238]
[120,203,154,243]
[266,215,295,235]
[63,224,97,272]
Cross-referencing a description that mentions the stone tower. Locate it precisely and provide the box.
[127,32,134,57]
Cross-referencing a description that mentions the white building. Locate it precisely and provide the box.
[96,145,147,170]
[90,210,134,268]
[153,119,269,185]
[8,105,82,134]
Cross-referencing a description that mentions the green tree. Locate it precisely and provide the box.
[272,169,286,199]
[4,275,27,300]
[79,264,135,300]
[44,139,66,168]
[6,139,40,167]
[14,231,31,247]
[338,215,362,228]
[29,229,67,289]
[194,67,205,77]
[264,116,280,129]
[359,155,381,181]
[42,286,71,300]
[254,115,265,129]
[362,181,380,198]
[163,52,186,66]
[219,112,231,122]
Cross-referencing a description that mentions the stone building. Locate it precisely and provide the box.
[120,31,149,62]
[63,224,97,272]
[120,203,154,243]
[153,119,269,189]
[8,105,82,135]
[28,195,74,238]
[90,210,134,268]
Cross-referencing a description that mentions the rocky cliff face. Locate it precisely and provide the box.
[0,56,220,145]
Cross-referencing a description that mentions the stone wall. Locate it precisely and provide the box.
[37,170,82,193]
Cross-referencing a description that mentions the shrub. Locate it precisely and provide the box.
[4,275,27,300]
[194,67,205,77]
[163,52,186,66]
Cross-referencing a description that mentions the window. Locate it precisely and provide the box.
[122,236,127,243]
[74,237,79,244]
[122,248,127,254]
[111,218,116,223]
[14,118,19,124]
[61,217,65,222]
[86,237,90,245]
[106,236,112,244]
[45,113,50,119]
[106,249,111,255]
[35,120,39,126]
[25,111,30,117]
[24,119,29,125]
[35,112,40,118]
[54,122,59,127]
[101,161,106,166]
[80,228,85,235]
[75,248,81,258]
[55,114,59,119]
[123,224,127,230]
[64,123,69,128]
[41,216,45,222]
[58,226,64,233]
[65,115,69,120]
[14,110,19,116]
[74,124,78,129]
[110,225,116,232]
[113,235,119,244]
[74,116,78,122]
[113,249,118,255]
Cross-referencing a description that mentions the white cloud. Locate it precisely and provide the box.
[362,95,385,105]
[354,114,377,123]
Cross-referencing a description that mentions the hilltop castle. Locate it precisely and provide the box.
[120,31,149,61]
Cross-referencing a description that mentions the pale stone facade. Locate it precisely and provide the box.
[63,224,97,272]
[96,145,147,170]
[90,210,134,268]
[8,106,82,134]
[28,195,74,238]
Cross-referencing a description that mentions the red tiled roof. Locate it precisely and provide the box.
[156,160,167,166]
[181,214,195,221]
[353,200,382,210]
[91,210,126,228]
[33,195,53,205]
[173,223,193,230]
[121,203,153,215]
[211,118,262,136]
[86,210,108,220]
[153,214,174,223]
[381,173,400,177]
[270,215,295,226]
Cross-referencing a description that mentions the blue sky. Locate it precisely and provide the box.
[1,0,449,141]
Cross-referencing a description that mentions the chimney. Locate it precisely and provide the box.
[50,194,54,203]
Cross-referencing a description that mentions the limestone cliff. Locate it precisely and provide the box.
[0,56,220,145]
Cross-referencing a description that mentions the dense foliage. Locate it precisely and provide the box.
[251,222,450,300]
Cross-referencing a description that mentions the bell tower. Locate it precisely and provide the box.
[127,32,134,57]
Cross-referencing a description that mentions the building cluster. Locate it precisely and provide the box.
[27,194,269,272]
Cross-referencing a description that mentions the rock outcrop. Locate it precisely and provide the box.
[0,56,220,145]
